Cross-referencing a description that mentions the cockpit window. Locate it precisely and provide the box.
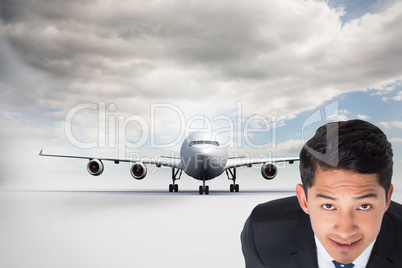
[189,140,219,146]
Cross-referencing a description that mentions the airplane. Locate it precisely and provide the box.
[39,131,299,194]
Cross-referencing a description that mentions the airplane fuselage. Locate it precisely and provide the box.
[180,131,228,180]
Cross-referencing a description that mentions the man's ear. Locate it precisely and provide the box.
[385,184,394,211]
[296,184,309,214]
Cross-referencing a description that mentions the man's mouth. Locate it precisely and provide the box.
[330,238,362,252]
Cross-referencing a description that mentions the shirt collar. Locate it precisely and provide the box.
[315,235,376,268]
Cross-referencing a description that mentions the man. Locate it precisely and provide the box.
[241,119,402,268]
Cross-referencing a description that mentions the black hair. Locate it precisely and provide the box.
[299,119,393,196]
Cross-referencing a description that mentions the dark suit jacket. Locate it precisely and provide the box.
[241,196,402,268]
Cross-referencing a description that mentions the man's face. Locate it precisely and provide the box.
[296,168,393,264]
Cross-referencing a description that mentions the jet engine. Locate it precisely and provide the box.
[87,159,104,176]
[130,162,147,180]
[261,163,277,180]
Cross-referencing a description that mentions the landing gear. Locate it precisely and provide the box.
[169,168,182,192]
[229,183,239,192]
[226,167,239,193]
[199,185,209,195]
[199,179,209,195]
[169,184,179,192]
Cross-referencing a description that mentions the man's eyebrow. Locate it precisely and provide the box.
[354,193,378,200]
[316,193,337,200]
[315,193,378,200]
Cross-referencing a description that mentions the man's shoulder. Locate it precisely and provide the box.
[242,195,315,267]
[371,200,402,265]
[386,200,402,225]
[250,195,305,223]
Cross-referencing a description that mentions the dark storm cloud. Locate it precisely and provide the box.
[1,0,402,119]
[0,0,281,79]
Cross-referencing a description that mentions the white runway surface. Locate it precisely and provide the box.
[1,187,402,268]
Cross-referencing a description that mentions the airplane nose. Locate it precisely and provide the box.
[188,151,226,179]
[195,153,220,169]
[180,137,228,180]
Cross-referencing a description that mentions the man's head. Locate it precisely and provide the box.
[296,119,394,264]
[299,119,393,196]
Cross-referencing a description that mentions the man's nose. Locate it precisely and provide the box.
[335,210,358,238]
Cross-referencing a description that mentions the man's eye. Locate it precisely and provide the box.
[322,204,335,210]
[358,204,372,211]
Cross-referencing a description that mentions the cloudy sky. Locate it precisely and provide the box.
[1,0,402,188]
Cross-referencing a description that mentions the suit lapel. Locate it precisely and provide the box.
[290,213,319,268]
[366,213,396,268]
[291,249,318,268]
[366,255,393,268]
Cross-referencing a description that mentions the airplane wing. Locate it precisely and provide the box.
[223,156,299,191]
[39,149,182,169]
[225,156,299,169]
